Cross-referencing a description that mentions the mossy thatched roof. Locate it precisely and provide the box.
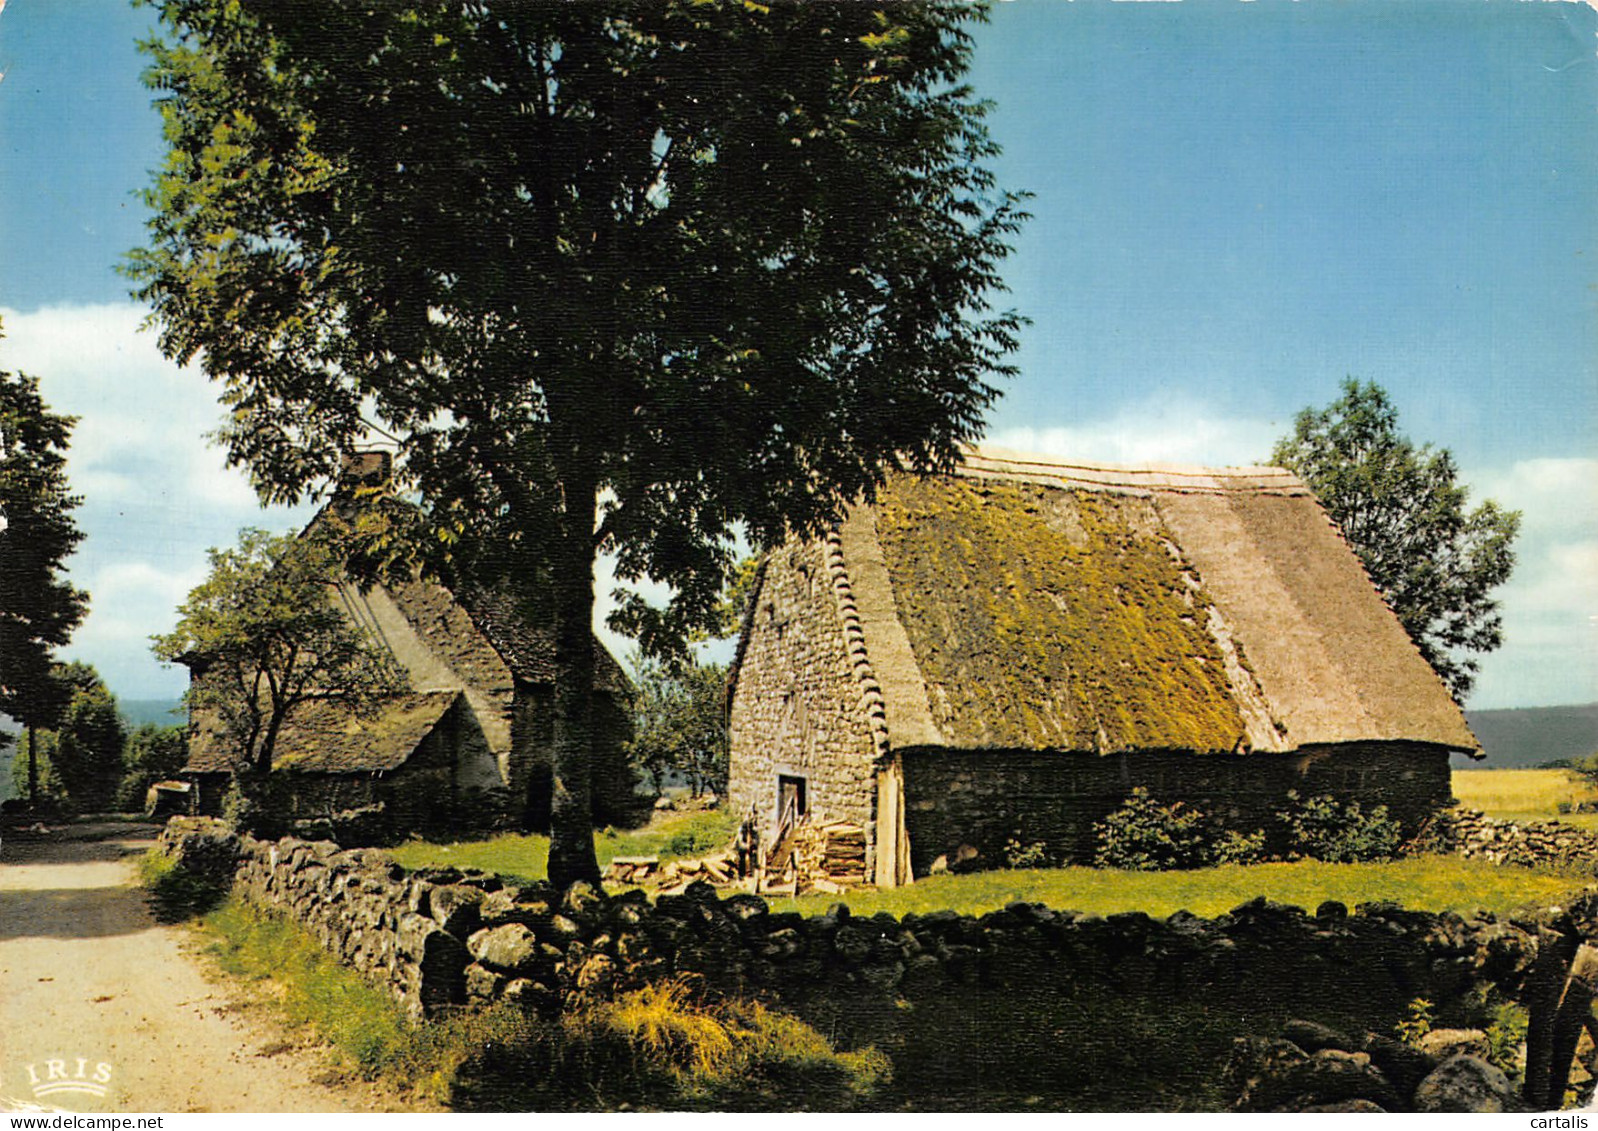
[185,690,462,774]
[821,446,1480,757]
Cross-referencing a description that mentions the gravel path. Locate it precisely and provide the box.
[0,823,415,1113]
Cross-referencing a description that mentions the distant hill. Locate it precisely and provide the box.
[120,699,186,729]
[1456,703,1598,770]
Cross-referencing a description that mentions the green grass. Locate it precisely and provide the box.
[195,897,886,1111]
[388,807,738,883]
[1452,768,1598,828]
[769,855,1596,920]
[199,898,429,1082]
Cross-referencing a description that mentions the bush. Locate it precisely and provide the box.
[1277,790,1402,863]
[1213,827,1269,866]
[1094,788,1215,871]
[138,847,230,921]
[1004,834,1050,869]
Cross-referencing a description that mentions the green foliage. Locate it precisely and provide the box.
[1003,834,1050,869]
[707,554,765,641]
[1213,827,1269,866]
[1277,790,1403,863]
[138,846,230,922]
[116,723,189,811]
[152,526,404,782]
[130,0,1026,889]
[1394,997,1434,1046]
[0,335,89,734]
[624,657,729,797]
[1270,379,1520,700]
[1094,788,1244,871]
[9,728,63,804]
[1484,999,1529,1077]
[45,662,126,812]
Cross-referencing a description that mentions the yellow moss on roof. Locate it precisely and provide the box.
[872,473,1247,754]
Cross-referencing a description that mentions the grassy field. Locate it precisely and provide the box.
[771,855,1593,920]
[387,806,737,883]
[1452,768,1598,828]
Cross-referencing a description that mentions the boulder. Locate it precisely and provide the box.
[468,923,541,973]
[430,884,486,937]
[1413,1055,1519,1113]
[1282,1019,1356,1054]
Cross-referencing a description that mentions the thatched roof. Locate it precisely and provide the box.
[184,690,462,774]
[797,446,1480,757]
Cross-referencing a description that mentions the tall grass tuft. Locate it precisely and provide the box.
[196,900,885,1110]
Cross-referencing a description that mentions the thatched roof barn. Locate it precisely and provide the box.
[727,447,1479,885]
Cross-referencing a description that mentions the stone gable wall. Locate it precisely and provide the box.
[727,541,878,853]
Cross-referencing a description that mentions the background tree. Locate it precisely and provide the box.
[0,325,89,803]
[152,527,405,782]
[132,1,1026,887]
[626,657,731,799]
[117,723,190,812]
[1270,379,1520,700]
[45,662,127,812]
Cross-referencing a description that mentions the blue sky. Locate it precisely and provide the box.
[0,0,1594,710]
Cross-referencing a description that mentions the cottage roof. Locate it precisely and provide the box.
[456,586,630,694]
[773,445,1480,757]
[184,689,463,774]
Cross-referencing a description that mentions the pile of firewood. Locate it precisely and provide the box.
[602,855,660,885]
[786,821,866,892]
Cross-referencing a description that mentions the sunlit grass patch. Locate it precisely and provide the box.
[770,855,1595,921]
[1452,768,1598,825]
[388,807,739,883]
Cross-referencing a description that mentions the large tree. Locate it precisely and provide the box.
[131,1,1026,886]
[1270,380,1520,701]
[153,527,404,779]
[0,325,89,800]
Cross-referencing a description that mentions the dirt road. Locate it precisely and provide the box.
[0,823,413,1113]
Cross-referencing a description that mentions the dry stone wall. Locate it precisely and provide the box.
[1434,809,1598,870]
[225,826,1567,1035]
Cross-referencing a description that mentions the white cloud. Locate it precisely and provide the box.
[3,303,313,698]
[986,396,1280,468]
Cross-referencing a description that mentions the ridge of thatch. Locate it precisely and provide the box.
[838,447,1479,756]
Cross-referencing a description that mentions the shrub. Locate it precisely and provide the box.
[1004,834,1050,869]
[138,847,230,922]
[1213,827,1269,866]
[1277,790,1402,863]
[1094,788,1214,871]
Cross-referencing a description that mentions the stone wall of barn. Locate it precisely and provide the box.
[512,686,637,830]
[901,742,1454,874]
[727,542,878,856]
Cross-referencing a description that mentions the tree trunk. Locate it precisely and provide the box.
[544,473,603,891]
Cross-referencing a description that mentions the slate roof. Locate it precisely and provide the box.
[184,690,462,774]
[737,445,1481,758]
[455,586,630,695]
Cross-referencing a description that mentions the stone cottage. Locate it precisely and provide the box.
[180,516,634,841]
[726,446,1481,885]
